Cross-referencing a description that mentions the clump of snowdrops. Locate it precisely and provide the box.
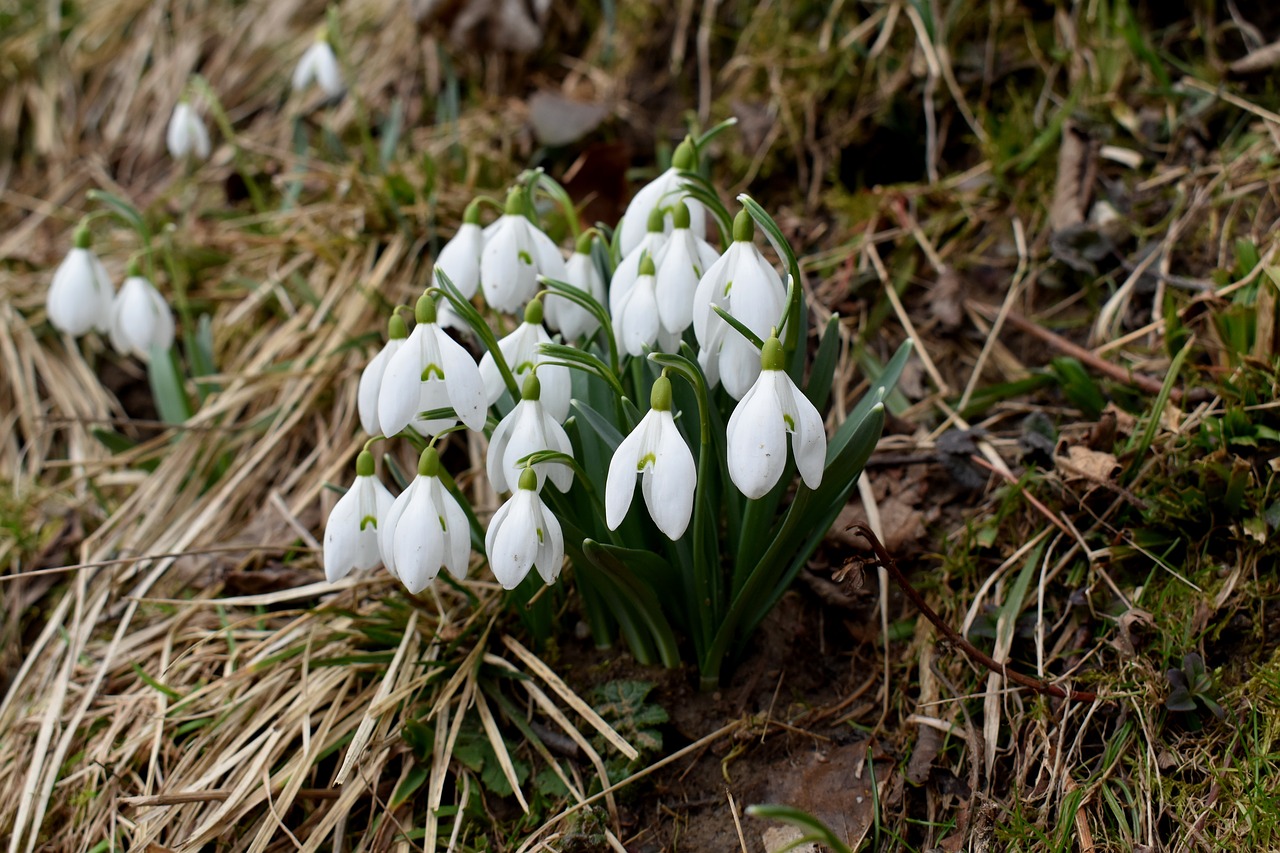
[329,129,909,687]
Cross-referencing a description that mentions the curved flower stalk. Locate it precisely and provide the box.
[726,333,826,499]
[358,313,408,435]
[486,373,574,494]
[166,100,211,161]
[47,225,114,336]
[109,267,175,359]
[656,202,720,336]
[292,36,344,98]
[379,447,470,593]
[480,187,567,313]
[544,232,606,341]
[618,138,706,256]
[614,255,679,356]
[692,210,786,399]
[485,466,565,589]
[605,374,696,539]
[324,450,394,582]
[608,206,670,317]
[478,298,571,422]
[378,294,487,437]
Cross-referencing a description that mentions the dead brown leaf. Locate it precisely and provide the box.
[1055,444,1121,484]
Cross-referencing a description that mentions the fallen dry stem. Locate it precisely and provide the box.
[846,524,1098,703]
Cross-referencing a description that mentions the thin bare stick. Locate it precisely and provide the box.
[846,524,1098,703]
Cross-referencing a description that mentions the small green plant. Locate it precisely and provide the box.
[1166,652,1226,721]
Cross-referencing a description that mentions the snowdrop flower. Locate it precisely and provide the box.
[608,206,669,317]
[358,313,408,435]
[692,210,786,399]
[618,138,706,256]
[485,467,565,589]
[605,374,696,539]
[47,225,114,336]
[166,100,210,161]
[656,202,720,335]
[614,255,679,356]
[324,450,394,582]
[480,187,567,313]
[726,333,826,499]
[435,200,485,299]
[486,373,574,494]
[544,231,606,341]
[379,447,470,593]
[478,298,571,422]
[292,36,344,98]
[109,267,175,360]
[378,294,487,438]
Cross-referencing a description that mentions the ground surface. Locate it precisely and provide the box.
[4,1,1280,851]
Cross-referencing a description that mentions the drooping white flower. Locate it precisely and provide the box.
[109,269,175,360]
[726,334,826,499]
[486,374,574,494]
[166,100,211,161]
[608,206,669,318]
[613,254,679,356]
[358,313,408,435]
[618,138,706,256]
[434,201,485,300]
[544,232,606,341]
[379,447,470,593]
[478,298,571,422]
[378,294,487,438]
[692,210,786,399]
[485,467,565,589]
[479,187,567,313]
[605,374,696,539]
[324,450,394,583]
[47,227,114,336]
[292,38,344,98]
[656,201,720,335]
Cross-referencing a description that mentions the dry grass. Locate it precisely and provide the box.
[5,0,1280,851]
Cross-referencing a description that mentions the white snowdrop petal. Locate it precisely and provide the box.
[435,222,484,298]
[534,500,565,585]
[719,334,763,401]
[436,479,471,580]
[358,340,400,435]
[323,487,363,582]
[393,486,446,594]
[605,420,646,530]
[489,492,538,589]
[48,250,104,336]
[435,327,487,431]
[486,405,519,493]
[727,377,788,499]
[379,481,417,579]
[779,373,827,490]
[377,327,428,437]
[643,412,696,539]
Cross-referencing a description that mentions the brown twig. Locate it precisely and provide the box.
[968,301,1182,402]
[847,524,1099,703]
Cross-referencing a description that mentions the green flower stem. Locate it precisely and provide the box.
[430,273,520,398]
[649,353,719,657]
[188,75,268,214]
[537,276,619,377]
